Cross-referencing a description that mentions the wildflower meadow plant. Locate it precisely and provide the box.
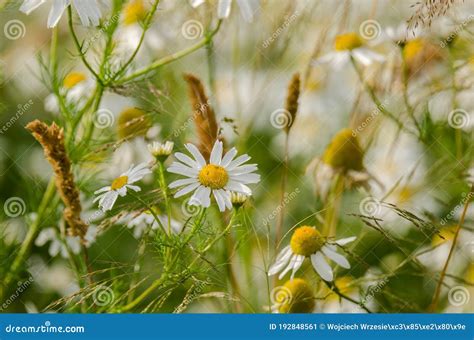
[0,0,472,316]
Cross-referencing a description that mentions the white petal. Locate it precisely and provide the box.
[321,245,351,269]
[213,189,225,212]
[311,252,333,281]
[49,240,61,257]
[174,182,200,198]
[268,246,292,276]
[47,0,69,28]
[228,164,258,175]
[209,140,223,165]
[217,0,232,18]
[221,147,237,167]
[99,191,118,211]
[236,0,257,22]
[72,0,101,26]
[221,190,233,209]
[290,255,305,279]
[185,143,206,167]
[278,254,298,280]
[227,154,251,170]
[169,178,198,189]
[168,164,199,178]
[190,185,211,207]
[190,0,205,7]
[174,152,200,169]
[225,181,252,195]
[126,184,141,192]
[231,173,260,184]
[20,0,46,14]
[35,228,55,246]
[335,236,356,246]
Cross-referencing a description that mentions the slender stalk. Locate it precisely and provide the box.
[323,173,344,237]
[116,20,223,84]
[68,7,102,83]
[1,179,56,300]
[429,184,473,311]
[275,133,289,249]
[349,54,408,133]
[221,211,242,312]
[111,0,161,82]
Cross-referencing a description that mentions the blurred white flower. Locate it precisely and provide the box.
[94,163,151,211]
[315,32,385,70]
[20,0,103,28]
[190,0,259,22]
[167,141,260,212]
[127,211,182,238]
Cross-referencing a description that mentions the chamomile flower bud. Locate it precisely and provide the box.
[148,141,174,161]
[322,128,364,172]
[230,191,249,208]
[276,278,315,313]
[117,107,152,140]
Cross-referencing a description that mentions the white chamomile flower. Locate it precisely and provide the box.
[167,140,260,212]
[127,210,182,238]
[45,71,95,114]
[20,0,103,28]
[268,226,355,282]
[190,0,259,22]
[148,141,174,159]
[315,32,385,70]
[35,227,80,258]
[94,163,151,212]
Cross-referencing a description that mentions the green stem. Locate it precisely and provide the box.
[68,7,102,84]
[115,20,223,84]
[350,54,408,134]
[111,0,161,82]
[1,179,56,300]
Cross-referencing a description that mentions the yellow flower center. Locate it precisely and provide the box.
[322,128,364,171]
[111,176,128,190]
[403,38,425,61]
[277,278,315,313]
[198,164,228,189]
[123,0,147,25]
[290,226,324,256]
[334,33,363,51]
[63,71,86,89]
[117,107,151,140]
